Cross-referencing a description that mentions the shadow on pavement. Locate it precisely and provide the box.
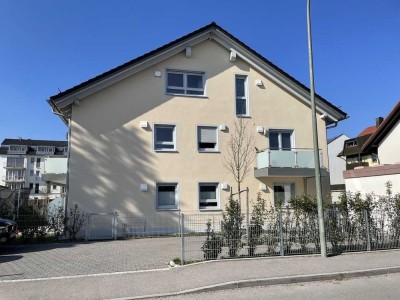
[0,242,81,255]
[0,254,23,264]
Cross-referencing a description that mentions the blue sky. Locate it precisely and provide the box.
[1,0,399,142]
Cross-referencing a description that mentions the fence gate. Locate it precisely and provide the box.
[85,212,118,241]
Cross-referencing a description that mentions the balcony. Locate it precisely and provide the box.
[254,148,328,178]
[3,161,26,169]
[346,162,369,170]
[2,176,26,182]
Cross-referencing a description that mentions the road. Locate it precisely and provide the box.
[163,273,400,300]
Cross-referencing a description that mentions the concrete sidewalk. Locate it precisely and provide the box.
[1,250,400,300]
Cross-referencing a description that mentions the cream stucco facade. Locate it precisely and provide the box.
[49,23,347,216]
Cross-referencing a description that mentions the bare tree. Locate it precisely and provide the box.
[223,118,256,199]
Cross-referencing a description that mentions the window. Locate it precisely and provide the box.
[36,170,40,176]
[9,145,27,154]
[197,126,218,152]
[346,140,357,148]
[154,125,176,151]
[35,183,39,194]
[36,157,41,168]
[31,157,35,164]
[29,183,33,190]
[30,170,34,176]
[269,130,293,150]
[61,186,67,193]
[273,183,295,207]
[235,75,248,116]
[53,185,57,190]
[37,146,54,154]
[166,71,205,96]
[6,157,24,168]
[156,183,178,209]
[199,183,219,210]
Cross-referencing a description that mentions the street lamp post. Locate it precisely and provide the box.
[306,0,327,258]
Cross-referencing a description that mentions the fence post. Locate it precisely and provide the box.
[279,210,284,256]
[246,187,250,248]
[364,209,371,251]
[180,213,185,266]
[85,213,90,242]
[114,211,118,240]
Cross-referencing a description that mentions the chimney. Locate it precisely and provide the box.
[376,117,384,127]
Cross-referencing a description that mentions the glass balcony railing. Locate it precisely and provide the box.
[256,148,323,169]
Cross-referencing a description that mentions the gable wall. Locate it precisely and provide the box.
[68,39,329,213]
[378,120,400,164]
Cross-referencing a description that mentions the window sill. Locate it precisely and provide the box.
[236,115,251,118]
[154,150,179,153]
[198,150,220,154]
[199,208,222,212]
[166,93,208,99]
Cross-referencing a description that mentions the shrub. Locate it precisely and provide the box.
[222,195,244,257]
[202,220,223,260]
[65,204,86,241]
[247,193,267,256]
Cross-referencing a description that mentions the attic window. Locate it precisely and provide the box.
[346,141,357,148]
[166,70,205,96]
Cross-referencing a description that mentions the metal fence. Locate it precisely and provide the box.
[7,207,400,265]
[181,208,400,263]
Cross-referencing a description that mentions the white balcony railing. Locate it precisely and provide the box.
[256,148,323,169]
[3,161,26,169]
[2,176,26,182]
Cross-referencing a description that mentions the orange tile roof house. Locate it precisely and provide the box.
[343,101,400,195]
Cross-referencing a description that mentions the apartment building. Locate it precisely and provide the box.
[48,22,347,215]
[0,139,68,206]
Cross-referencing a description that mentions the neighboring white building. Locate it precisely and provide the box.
[0,139,68,207]
[344,101,400,196]
[327,134,349,202]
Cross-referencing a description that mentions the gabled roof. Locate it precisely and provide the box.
[2,139,67,147]
[48,22,348,125]
[362,101,400,151]
[339,134,374,157]
[327,134,348,144]
[358,126,377,137]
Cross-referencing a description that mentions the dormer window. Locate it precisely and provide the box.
[37,146,55,154]
[346,141,357,148]
[8,145,27,154]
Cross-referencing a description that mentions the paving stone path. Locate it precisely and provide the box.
[0,237,187,281]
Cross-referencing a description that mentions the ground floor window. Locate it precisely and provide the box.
[273,183,295,207]
[199,183,219,210]
[156,183,178,210]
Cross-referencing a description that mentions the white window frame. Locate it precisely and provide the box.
[166,70,205,96]
[198,182,220,210]
[273,183,295,207]
[269,129,295,150]
[197,126,219,152]
[154,124,177,152]
[156,182,179,210]
[235,74,249,116]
